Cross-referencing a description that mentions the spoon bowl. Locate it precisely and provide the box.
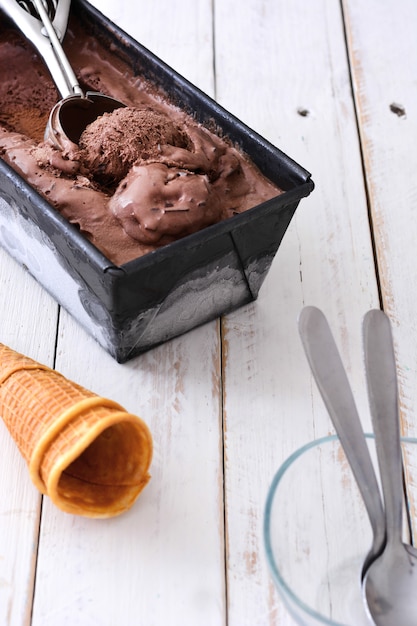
[364,544,417,626]
[46,92,125,150]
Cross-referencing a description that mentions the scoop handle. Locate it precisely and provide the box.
[0,0,81,98]
[299,306,386,569]
[32,0,82,97]
[363,309,403,545]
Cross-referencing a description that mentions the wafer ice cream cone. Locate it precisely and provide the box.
[0,343,152,518]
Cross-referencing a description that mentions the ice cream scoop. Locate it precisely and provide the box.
[1,0,125,150]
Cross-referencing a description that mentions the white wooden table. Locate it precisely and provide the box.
[1,1,416,624]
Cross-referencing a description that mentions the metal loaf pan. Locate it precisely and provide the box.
[0,0,314,362]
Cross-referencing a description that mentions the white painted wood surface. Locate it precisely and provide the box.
[0,0,416,624]
[342,0,417,536]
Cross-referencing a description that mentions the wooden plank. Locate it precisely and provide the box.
[0,248,58,626]
[214,0,380,623]
[29,2,226,625]
[31,317,225,626]
[342,0,417,427]
[342,0,417,534]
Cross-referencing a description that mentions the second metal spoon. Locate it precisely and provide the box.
[362,309,417,626]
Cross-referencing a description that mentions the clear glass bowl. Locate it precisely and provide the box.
[264,434,417,626]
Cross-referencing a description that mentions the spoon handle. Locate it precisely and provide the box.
[363,309,403,545]
[299,306,386,567]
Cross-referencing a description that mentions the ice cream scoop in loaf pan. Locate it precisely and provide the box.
[0,0,314,362]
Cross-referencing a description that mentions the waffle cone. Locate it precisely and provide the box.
[0,343,152,518]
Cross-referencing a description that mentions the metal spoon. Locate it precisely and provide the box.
[298,306,386,578]
[1,0,125,149]
[362,309,417,626]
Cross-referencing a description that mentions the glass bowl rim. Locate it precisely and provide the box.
[263,433,417,626]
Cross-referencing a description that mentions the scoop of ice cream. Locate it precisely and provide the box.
[79,107,190,186]
[109,162,223,246]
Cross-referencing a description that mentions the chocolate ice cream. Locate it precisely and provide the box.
[0,15,282,266]
[79,107,191,186]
